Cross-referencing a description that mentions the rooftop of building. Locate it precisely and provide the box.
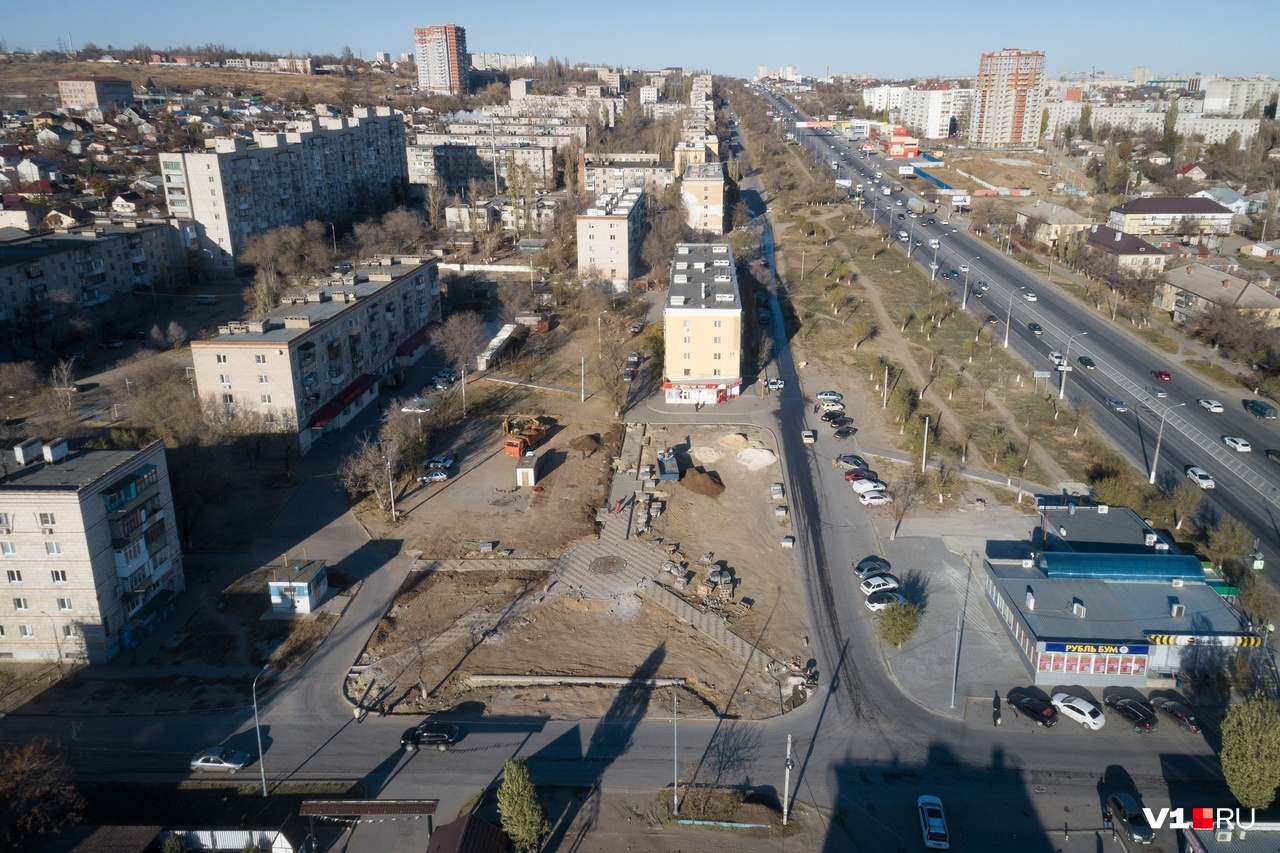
[1161,262,1280,310]
[1015,199,1091,226]
[59,75,132,84]
[1085,224,1168,256]
[1033,502,1177,555]
[200,257,436,345]
[266,559,327,587]
[579,189,644,218]
[0,441,153,492]
[1110,196,1232,215]
[667,243,740,310]
[0,221,169,266]
[682,161,724,181]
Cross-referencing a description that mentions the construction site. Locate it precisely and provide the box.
[347,416,818,721]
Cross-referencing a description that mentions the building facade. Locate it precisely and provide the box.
[900,86,971,140]
[1201,75,1280,117]
[1155,262,1280,326]
[575,190,646,287]
[682,162,727,235]
[470,53,536,72]
[662,243,743,405]
[0,439,184,664]
[158,108,408,282]
[580,153,676,196]
[1084,224,1169,272]
[971,48,1045,148]
[58,76,134,110]
[0,221,185,321]
[414,24,469,95]
[1106,197,1234,237]
[190,257,441,454]
[409,140,556,193]
[1014,200,1092,248]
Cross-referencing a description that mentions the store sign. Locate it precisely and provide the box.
[1044,642,1148,655]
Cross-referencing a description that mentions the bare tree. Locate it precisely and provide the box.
[596,319,631,416]
[889,471,925,540]
[338,435,402,513]
[0,361,41,424]
[49,359,78,414]
[429,312,489,372]
[497,278,535,323]
[0,740,85,846]
[1171,481,1204,531]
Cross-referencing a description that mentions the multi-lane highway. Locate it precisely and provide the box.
[763,89,1280,560]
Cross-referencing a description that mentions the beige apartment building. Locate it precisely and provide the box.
[191,257,441,454]
[414,24,469,95]
[58,76,134,110]
[409,139,556,193]
[662,243,742,405]
[971,48,1045,148]
[580,152,676,196]
[0,438,184,664]
[576,189,646,288]
[682,162,727,235]
[158,107,408,283]
[1106,197,1234,237]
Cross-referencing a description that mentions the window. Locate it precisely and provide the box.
[6,569,20,583]
[713,353,722,361]
[258,374,269,384]
[45,542,61,556]
[714,320,723,328]
[215,354,227,364]
[0,625,4,636]
[255,354,266,364]
[62,624,77,638]
[0,542,11,557]
[713,336,721,344]
[219,374,231,386]
[683,320,691,329]
[682,336,691,345]
[38,512,55,527]
[57,598,72,611]
[683,368,691,376]
[0,512,9,529]
[120,541,143,564]
[713,369,722,376]
[18,625,33,639]
[261,394,272,404]
[13,597,28,611]
[683,353,691,360]
[51,570,67,584]
[222,394,234,405]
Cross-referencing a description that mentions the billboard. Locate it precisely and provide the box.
[897,165,915,176]
[949,194,972,208]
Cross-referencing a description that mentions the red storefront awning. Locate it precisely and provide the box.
[307,372,380,429]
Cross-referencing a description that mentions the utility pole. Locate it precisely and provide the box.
[1004,295,1015,348]
[882,364,889,409]
[672,678,683,816]
[921,415,930,473]
[782,734,794,825]
[580,354,585,403]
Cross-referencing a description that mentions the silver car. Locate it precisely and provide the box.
[191,747,251,773]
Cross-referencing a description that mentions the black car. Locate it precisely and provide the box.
[1077,355,1096,369]
[1028,322,1044,336]
[820,409,844,422]
[401,721,459,751]
[1153,698,1201,733]
[830,416,855,429]
[853,556,890,579]
[622,367,636,382]
[986,314,1000,325]
[1266,449,1280,465]
[833,426,857,440]
[897,213,906,220]
[1105,696,1158,732]
[1008,690,1058,727]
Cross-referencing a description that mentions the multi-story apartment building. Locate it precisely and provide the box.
[191,257,441,454]
[470,52,537,72]
[0,221,184,321]
[580,152,675,196]
[1201,75,1280,117]
[971,48,1045,148]
[639,86,661,105]
[414,24,469,95]
[662,243,742,405]
[158,107,408,282]
[1155,263,1280,326]
[673,140,709,176]
[598,70,625,94]
[682,162,727,236]
[1042,102,1262,145]
[58,76,134,110]
[408,139,556,193]
[1106,197,1234,238]
[900,86,972,140]
[0,438,184,664]
[494,87,626,123]
[690,74,714,104]
[440,118,588,146]
[862,85,910,114]
[576,190,646,287]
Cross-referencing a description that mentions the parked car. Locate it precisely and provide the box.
[1153,698,1201,733]
[622,367,636,382]
[771,483,785,500]
[1185,466,1215,489]
[866,591,906,612]
[426,452,457,469]
[830,416,855,429]
[1028,322,1044,336]
[1104,695,1158,732]
[402,397,433,413]
[434,368,459,382]
[815,390,843,403]
[1107,793,1156,844]
[1077,355,1096,369]
[850,478,887,495]
[852,556,890,579]
[767,378,785,391]
[1104,396,1128,413]
[917,795,951,850]
[833,426,857,440]
[626,351,641,366]
[860,575,900,595]
[1223,436,1252,452]
[1051,693,1106,730]
[818,400,846,412]
[801,430,817,445]
[418,468,450,484]
[97,340,124,349]
[630,321,644,334]
[1152,369,1172,381]
[820,409,844,423]
[190,747,251,773]
[400,721,459,752]
[859,490,894,506]
[834,454,869,470]
[1008,690,1058,727]
[1197,399,1224,413]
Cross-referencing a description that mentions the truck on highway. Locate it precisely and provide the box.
[907,198,935,215]
[882,186,891,196]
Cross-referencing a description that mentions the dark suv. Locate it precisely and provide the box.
[400,721,459,752]
[1107,792,1155,844]
[1008,690,1058,727]
[1105,695,1158,732]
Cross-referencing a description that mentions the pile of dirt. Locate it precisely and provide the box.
[719,433,752,450]
[680,468,725,498]
[737,448,777,470]
[569,433,601,453]
[689,447,724,465]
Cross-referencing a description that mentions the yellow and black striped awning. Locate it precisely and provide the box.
[1147,635,1263,647]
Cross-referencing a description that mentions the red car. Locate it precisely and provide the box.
[1152,370,1172,381]
[844,469,879,482]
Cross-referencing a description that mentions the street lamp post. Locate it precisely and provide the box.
[672,678,684,816]
[252,663,270,797]
[1149,402,1187,485]
[323,221,337,253]
[597,310,610,347]
[580,354,586,403]
[1059,332,1087,400]
[384,439,397,522]
[961,256,979,310]
[782,734,794,825]
[1003,292,1017,348]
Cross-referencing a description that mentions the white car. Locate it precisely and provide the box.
[1186,466,1216,489]
[860,575,900,596]
[1197,399,1224,413]
[1048,351,1065,367]
[1022,291,1038,301]
[1051,693,1106,730]
[940,219,949,225]
[865,591,906,612]
[190,747,252,773]
[818,400,846,412]
[815,390,843,403]
[918,795,951,849]
[851,478,889,495]
[959,264,969,273]
[859,490,894,506]
[1223,436,1252,452]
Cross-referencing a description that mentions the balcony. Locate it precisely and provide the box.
[328,367,345,383]
[132,274,151,288]
[130,249,147,264]
[301,371,318,387]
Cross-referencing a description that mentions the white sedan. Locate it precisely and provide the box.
[1223,436,1252,452]
[1186,466,1216,489]
[1051,693,1106,730]
[1022,291,1038,301]
[1198,399,1224,413]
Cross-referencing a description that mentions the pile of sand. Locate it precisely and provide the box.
[680,468,725,498]
[689,447,724,464]
[569,433,601,453]
[719,433,752,450]
[737,448,777,471]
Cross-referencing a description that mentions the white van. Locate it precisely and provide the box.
[851,478,888,495]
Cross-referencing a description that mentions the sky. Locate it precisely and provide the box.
[6,0,1279,81]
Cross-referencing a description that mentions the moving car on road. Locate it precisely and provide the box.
[191,747,251,773]
[1028,322,1044,336]
[1197,399,1224,413]
[1152,369,1172,381]
[1051,693,1105,730]
[1077,355,1096,369]
[1104,396,1128,413]
[1022,291,1038,301]
[401,721,460,752]
[1186,466,1216,489]
[1107,793,1156,844]
[1144,385,1168,398]
[1223,436,1252,452]
[917,795,951,849]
